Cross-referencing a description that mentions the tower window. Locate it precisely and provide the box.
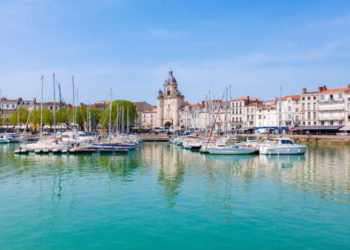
[167,89,171,95]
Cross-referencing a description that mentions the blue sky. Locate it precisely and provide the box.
[1,0,350,104]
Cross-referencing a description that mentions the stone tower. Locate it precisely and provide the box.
[157,70,185,128]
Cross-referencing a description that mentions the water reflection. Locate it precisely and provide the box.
[1,143,350,206]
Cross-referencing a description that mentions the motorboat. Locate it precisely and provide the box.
[206,144,257,155]
[0,135,9,144]
[4,133,23,143]
[201,137,257,155]
[182,139,202,150]
[259,138,307,155]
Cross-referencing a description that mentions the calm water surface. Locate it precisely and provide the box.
[1,143,350,249]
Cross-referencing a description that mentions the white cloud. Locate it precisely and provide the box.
[149,29,186,39]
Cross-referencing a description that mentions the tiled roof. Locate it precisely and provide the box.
[282,95,301,101]
[304,87,349,95]
[232,97,259,101]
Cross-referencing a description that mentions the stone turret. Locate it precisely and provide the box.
[156,70,185,128]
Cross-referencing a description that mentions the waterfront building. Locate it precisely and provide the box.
[157,70,185,128]
[230,97,260,131]
[0,98,20,115]
[278,95,301,127]
[316,86,348,126]
[0,97,37,115]
[133,101,156,129]
[256,100,278,128]
[140,107,157,129]
[300,88,319,126]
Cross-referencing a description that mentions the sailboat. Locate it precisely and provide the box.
[15,75,71,154]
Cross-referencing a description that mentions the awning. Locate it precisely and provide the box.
[242,127,255,131]
[339,125,350,131]
[255,127,289,130]
[292,125,343,131]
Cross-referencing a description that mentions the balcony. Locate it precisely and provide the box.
[318,104,345,111]
[318,98,344,103]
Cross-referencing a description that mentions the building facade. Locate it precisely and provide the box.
[157,71,185,128]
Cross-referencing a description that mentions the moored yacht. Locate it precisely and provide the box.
[259,138,307,155]
[182,139,202,150]
[4,133,23,143]
[0,135,10,144]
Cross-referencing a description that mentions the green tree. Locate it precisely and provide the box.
[101,100,138,130]
[56,106,69,125]
[30,110,41,131]
[43,108,53,127]
[11,106,30,126]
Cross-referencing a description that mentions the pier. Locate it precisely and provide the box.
[15,147,129,155]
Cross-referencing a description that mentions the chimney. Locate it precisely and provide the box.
[324,85,327,90]
[301,88,307,94]
[247,96,250,104]
[319,86,324,92]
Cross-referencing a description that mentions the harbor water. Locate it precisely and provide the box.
[1,142,350,249]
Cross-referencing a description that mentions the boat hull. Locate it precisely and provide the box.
[207,147,257,155]
[260,146,307,155]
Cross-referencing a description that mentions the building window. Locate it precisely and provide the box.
[313,112,316,119]
[339,93,343,99]
[307,103,311,110]
[307,112,311,119]
[321,95,324,100]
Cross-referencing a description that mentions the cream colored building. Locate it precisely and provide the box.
[157,71,185,128]
[278,95,301,127]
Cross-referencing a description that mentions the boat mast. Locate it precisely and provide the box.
[121,105,124,134]
[127,107,129,134]
[109,88,112,137]
[207,90,226,144]
[58,82,63,133]
[72,75,75,129]
[53,73,56,135]
[40,75,44,138]
[225,87,228,137]
[17,105,19,132]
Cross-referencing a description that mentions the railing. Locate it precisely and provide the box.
[318,98,344,103]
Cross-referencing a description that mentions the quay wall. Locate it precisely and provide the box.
[139,134,350,146]
[242,134,350,147]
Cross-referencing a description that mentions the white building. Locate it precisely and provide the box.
[278,95,301,127]
[231,97,259,130]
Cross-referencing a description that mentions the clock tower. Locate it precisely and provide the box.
[157,70,185,128]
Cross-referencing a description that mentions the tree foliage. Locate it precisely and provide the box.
[11,107,30,125]
[101,100,138,129]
